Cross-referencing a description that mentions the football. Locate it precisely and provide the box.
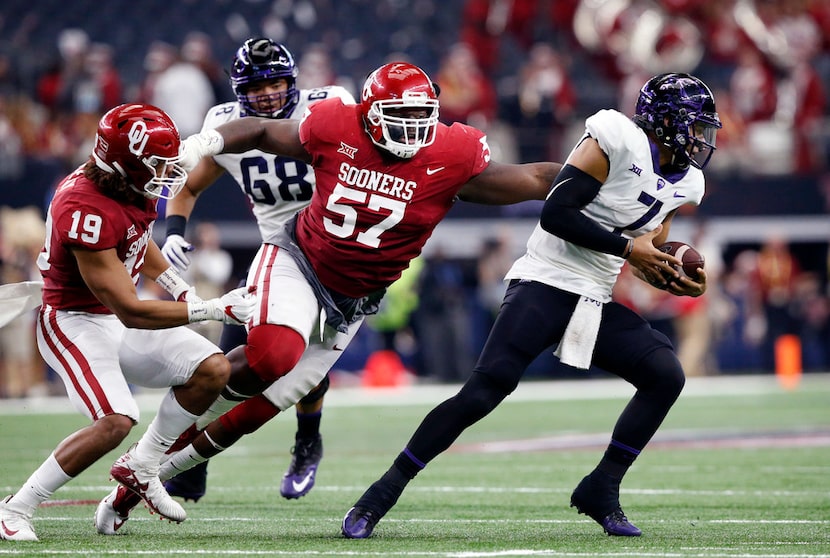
[657,241,705,281]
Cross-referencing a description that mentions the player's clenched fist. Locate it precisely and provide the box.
[187,285,257,325]
[178,129,225,171]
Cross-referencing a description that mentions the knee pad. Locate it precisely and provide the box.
[219,394,280,435]
[244,324,306,383]
[298,374,330,405]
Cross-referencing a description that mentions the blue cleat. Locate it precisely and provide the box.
[280,435,323,499]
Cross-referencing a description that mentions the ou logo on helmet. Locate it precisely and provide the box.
[127,121,149,156]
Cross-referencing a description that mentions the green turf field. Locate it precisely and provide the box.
[1,373,828,557]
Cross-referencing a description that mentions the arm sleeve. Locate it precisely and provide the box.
[539,164,629,257]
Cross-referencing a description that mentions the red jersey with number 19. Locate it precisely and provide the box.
[38,166,157,313]
[294,98,490,298]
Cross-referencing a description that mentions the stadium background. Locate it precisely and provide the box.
[1,0,829,388]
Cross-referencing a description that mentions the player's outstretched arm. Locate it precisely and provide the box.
[180,118,310,170]
[457,161,562,205]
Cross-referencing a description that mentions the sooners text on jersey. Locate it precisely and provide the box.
[289,98,490,298]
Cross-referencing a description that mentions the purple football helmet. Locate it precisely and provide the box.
[634,73,722,170]
[230,38,299,118]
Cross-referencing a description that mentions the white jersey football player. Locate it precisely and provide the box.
[341,73,721,540]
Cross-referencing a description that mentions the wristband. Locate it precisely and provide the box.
[155,267,192,301]
[166,214,188,238]
[187,299,222,323]
[622,239,634,259]
[187,299,211,323]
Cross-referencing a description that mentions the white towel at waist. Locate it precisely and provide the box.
[0,280,44,328]
[553,295,603,370]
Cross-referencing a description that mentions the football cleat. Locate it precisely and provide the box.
[0,495,38,542]
[110,448,187,524]
[341,506,382,539]
[341,476,404,539]
[280,435,323,499]
[163,460,209,502]
[596,507,642,537]
[570,471,641,537]
[94,485,140,535]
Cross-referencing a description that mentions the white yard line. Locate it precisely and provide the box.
[1,373,828,415]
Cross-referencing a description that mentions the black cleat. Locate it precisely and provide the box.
[341,476,405,539]
[570,471,642,537]
[163,460,209,502]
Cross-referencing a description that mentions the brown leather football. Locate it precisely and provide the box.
[658,241,705,281]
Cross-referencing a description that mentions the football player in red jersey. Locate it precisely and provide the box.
[0,104,256,542]
[156,39,355,504]
[100,62,561,518]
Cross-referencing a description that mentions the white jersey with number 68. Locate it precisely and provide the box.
[201,85,355,241]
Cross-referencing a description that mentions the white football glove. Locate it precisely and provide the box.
[187,286,257,325]
[178,129,225,171]
[161,234,193,272]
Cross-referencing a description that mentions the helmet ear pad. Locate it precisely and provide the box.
[363,105,385,145]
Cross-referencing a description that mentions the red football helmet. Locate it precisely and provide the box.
[92,103,187,199]
[360,62,439,159]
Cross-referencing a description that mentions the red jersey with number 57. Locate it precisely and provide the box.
[293,98,490,298]
[37,166,157,313]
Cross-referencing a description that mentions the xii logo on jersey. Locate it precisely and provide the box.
[125,227,152,258]
[338,142,358,159]
[126,224,138,239]
[628,163,642,176]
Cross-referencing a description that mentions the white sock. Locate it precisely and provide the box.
[8,453,72,516]
[159,431,227,481]
[195,387,248,430]
[160,448,203,481]
[132,390,199,468]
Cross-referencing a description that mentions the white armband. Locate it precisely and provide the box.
[155,267,192,301]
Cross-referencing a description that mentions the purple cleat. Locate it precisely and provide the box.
[570,471,642,537]
[342,474,405,539]
[596,508,642,537]
[341,506,382,539]
[280,435,323,499]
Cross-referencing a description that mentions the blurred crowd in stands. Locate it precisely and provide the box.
[1,0,829,395]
